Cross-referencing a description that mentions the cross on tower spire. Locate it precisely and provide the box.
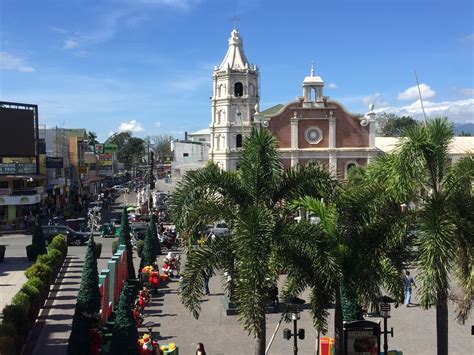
[232,16,240,29]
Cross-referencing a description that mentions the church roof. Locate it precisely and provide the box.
[260,104,284,117]
[303,64,323,85]
[218,29,250,70]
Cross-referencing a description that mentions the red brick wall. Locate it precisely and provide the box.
[337,158,367,177]
[330,103,369,148]
[281,159,292,170]
[298,120,329,148]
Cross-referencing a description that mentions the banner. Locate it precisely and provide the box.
[0,163,36,175]
[46,157,64,169]
[104,144,118,153]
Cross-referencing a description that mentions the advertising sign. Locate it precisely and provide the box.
[0,163,36,175]
[344,320,381,355]
[46,157,64,169]
[95,144,104,154]
[104,144,117,153]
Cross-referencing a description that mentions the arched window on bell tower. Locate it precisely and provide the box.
[236,134,243,148]
[234,82,243,97]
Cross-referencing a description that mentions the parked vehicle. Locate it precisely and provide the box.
[65,218,87,232]
[208,221,231,237]
[41,225,89,246]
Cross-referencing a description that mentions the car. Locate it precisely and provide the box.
[41,225,90,246]
[112,185,128,192]
[209,221,231,237]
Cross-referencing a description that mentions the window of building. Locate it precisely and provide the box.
[236,134,243,148]
[234,82,243,97]
[304,126,323,144]
[198,138,206,142]
[345,161,358,178]
[183,153,189,157]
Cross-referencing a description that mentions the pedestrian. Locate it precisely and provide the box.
[404,270,416,306]
[195,342,206,355]
[203,273,210,295]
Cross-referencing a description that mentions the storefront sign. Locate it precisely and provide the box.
[95,144,104,154]
[344,320,381,355]
[78,167,88,174]
[104,144,117,153]
[46,157,64,168]
[0,163,36,175]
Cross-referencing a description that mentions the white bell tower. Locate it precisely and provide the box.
[209,28,259,171]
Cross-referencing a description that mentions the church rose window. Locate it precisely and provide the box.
[234,82,243,97]
[305,126,323,144]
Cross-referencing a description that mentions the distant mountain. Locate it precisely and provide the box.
[454,123,474,136]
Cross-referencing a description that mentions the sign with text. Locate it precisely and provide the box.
[95,144,104,154]
[344,320,381,355]
[104,144,117,153]
[46,157,63,169]
[0,163,36,175]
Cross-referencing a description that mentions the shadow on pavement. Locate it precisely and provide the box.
[0,256,32,276]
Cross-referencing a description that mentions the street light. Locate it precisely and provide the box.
[283,304,305,355]
[379,296,395,354]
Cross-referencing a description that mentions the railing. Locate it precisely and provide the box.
[0,186,44,196]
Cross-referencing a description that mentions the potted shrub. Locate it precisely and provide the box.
[95,242,102,259]
[26,244,37,262]
[0,245,5,263]
[112,240,119,255]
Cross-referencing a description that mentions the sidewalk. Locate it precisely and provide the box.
[0,257,32,313]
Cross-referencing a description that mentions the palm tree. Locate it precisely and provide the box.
[370,117,473,355]
[170,128,338,355]
[287,177,412,355]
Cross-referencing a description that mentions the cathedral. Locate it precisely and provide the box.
[207,28,378,176]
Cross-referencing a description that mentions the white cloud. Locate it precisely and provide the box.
[461,88,474,97]
[379,98,474,123]
[49,26,68,34]
[397,83,435,101]
[0,52,35,72]
[118,120,145,132]
[63,39,79,49]
[463,33,474,42]
[328,83,337,89]
[155,121,161,128]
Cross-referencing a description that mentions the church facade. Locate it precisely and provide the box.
[208,28,378,176]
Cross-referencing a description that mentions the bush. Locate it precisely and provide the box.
[25,262,53,283]
[21,281,40,302]
[2,304,29,337]
[0,323,15,338]
[26,244,37,261]
[11,292,31,314]
[45,249,63,272]
[112,240,119,255]
[136,240,145,257]
[49,234,67,255]
[0,335,16,355]
[95,242,102,259]
[27,276,46,294]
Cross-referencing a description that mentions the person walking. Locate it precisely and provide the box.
[404,270,416,306]
[203,272,210,295]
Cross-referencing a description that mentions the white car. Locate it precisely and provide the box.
[112,185,128,192]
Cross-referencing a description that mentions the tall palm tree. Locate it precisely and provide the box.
[370,117,473,355]
[288,177,412,355]
[170,128,338,355]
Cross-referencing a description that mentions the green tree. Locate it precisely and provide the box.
[372,117,473,355]
[140,227,155,268]
[288,180,411,354]
[68,236,100,355]
[111,283,139,355]
[87,131,99,147]
[32,218,47,256]
[119,207,136,280]
[106,132,145,169]
[376,113,418,137]
[151,134,174,164]
[170,128,338,355]
[150,214,161,257]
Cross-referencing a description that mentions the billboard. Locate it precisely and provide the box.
[0,163,36,175]
[46,157,63,168]
[0,107,35,157]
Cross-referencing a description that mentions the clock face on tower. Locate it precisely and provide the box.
[305,126,323,144]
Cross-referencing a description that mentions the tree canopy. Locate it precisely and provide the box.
[376,112,418,137]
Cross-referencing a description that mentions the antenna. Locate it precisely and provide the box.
[414,70,428,125]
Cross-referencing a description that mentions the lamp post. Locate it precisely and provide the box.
[283,304,305,355]
[380,296,395,354]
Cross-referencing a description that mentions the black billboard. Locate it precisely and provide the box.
[0,107,35,157]
[46,157,64,169]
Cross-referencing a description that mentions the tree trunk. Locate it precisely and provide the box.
[334,284,344,355]
[255,319,266,355]
[436,292,449,355]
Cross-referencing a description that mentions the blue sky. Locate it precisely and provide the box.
[1,0,473,141]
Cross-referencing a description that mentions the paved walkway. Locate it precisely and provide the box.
[0,257,32,312]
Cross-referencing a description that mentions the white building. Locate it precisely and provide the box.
[188,128,210,144]
[171,140,210,180]
[209,28,260,171]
